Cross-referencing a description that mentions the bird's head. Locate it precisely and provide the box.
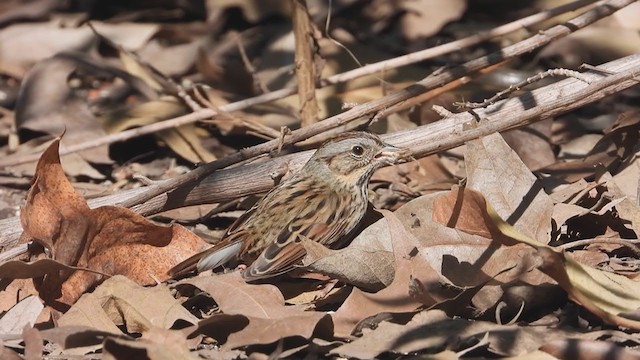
[307,132,412,187]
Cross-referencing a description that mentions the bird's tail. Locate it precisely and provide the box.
[169,239,244,277]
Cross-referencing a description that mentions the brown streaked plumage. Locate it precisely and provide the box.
[169,132,410,281]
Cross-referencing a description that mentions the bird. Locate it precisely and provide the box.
[169,132,411,281]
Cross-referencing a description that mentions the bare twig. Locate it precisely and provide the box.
[580,63,618,75]
[557,237,640,256]
[1,53,639,250]
[277,126,292,153]
[175,83,204,112]
[201,199,243,222]
[324,0,368,74]
[113,0,634,210]
[317,0,600,87]
[432,105,454,118]
[0,0,602,168]
[292,0,321,126]
[457,68,594,109]
[158,55,639,216]
[194,85,281,139]
[379,62,509,119]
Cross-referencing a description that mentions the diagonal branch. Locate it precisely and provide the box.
[1,0,637,257]
[0,0,602,168]
[1,53,638,254]
[116,0,636,209]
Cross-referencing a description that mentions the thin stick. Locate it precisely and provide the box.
[557,237,640,256]
[319,0,600,87]
[379,62,508,118]
[117,0,634,209]
[291,0,320,126]
[1,54,638,250]
[193,86,281,139]
[121,56,639,217]
[0,0,601,168]
[457,68,594,109]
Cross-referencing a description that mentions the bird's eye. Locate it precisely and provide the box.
[351,145,364,156]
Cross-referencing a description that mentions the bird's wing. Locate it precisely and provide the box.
[168,205,259,277]
[242,222,329,281]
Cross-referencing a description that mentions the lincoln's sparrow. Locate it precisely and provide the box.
[170,132,410,281]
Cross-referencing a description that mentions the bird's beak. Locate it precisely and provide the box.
[374,144,413,164]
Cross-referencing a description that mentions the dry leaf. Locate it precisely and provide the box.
[0,344,22,360]
[331,210,456,337]
[141,326,201,354]
[22,325,43,360]
[14,54,113,176]
[138,38,204,77]
[59,275,198,336]
[181,271,293,318]
[156,124,217,164]
[20,137,92,264]
[301,226,395,291]
[102,334,200,360]
[465,133,553,243]
[551,202,587,229]
[434,188,640,330]
[103,97,216,163]
[333,309,577,358]
[0,22,93,74]
[400,0,467,40]
[502,119,555,170]
[599,171,640,236]
[183,272,333,350]
[195,312,333,351]
[0,259,83,281]
[540,339,640,359]
[18,139,209,305]
[402,192,553,316]
[612,160,640,202]
[0,279,39,320]
[542,111,640,183]
[58,295,122,335]
[40,326,124,355]
[0,296,43,336]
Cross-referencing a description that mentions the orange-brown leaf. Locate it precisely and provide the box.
[17,138,208,306]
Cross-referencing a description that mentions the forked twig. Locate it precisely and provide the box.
[456,68,594,110]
